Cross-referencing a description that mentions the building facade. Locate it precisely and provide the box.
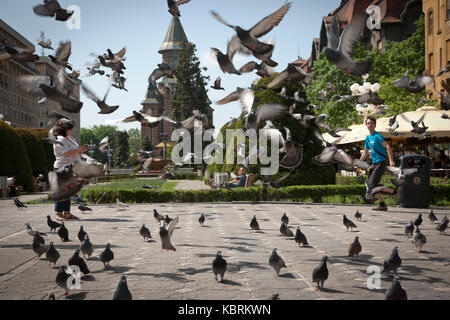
[311,0,423,65]
[423,0,450,98]
[0,19,81,141]
[140,16,213,156]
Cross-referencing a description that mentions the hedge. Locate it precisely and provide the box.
[97,174,136,183]
[15,128,48,178]
[336,175,448,186]
[28,128,55,173]
[0,121,34,192]
[167,173,200,180]
[79,184,450,206]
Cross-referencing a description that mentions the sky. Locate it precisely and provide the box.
[1,0,341,134]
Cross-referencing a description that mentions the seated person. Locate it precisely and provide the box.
[34,174,46,191]
[209,167,247,189]
[7,176,22,197]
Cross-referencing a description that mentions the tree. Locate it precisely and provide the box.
[0,121,34,192]
[81,125,119,163]
[127,128,141,154]
[114,131,129,167]
[15,128,48,178]
[306,15,433,129]
[142,136,153,151]
[171,41,210,121]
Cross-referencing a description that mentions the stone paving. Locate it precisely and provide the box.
[173,180,210,191]
[0,200,449,300]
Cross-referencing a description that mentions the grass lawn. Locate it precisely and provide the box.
[91,179,177,191]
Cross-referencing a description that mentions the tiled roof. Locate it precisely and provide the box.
[158,16,188,53]
[141,81,162,105]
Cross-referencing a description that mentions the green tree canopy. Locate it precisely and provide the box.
[15,128,48,179]
[306,15,434,129]
[171,41,211,121]
[114,131,129,167]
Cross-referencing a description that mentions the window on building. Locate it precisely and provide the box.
[429,53,434,75]
[448,0,450,19]
[428,11,433,35]
[39,121,45,128]
[440,48,443,70]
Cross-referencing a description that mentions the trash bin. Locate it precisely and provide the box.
[397,154,431,208]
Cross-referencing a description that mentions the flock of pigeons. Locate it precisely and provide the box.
[17,196,448,300]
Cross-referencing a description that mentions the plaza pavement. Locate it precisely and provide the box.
[0,200,449,300]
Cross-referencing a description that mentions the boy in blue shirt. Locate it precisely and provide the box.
[360,117,396,211]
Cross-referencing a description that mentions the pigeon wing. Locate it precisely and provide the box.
[239,89,255,115]
[81,84,100,103]
[114,47,126,58]
[227,35,252,61]
[267,70,288,89]
[72,161,103,179]
[215,90,241,105]
[55,41,71,63]
[239,61,258,74]
[415,75,434,88]
[17,75,50,95]
[338,14,366,58]
[33,4,55,16]
[210,10,235,29]
[256,104,286,124]
[249,3,291,38]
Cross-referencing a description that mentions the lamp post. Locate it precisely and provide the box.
[105,146,113,168]
[160,133,168,159]
[88,140,96,157]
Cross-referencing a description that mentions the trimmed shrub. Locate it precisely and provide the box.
[167,173,200,180]
[15,128,48,178]
[28,128,55,172]
[79,184,450,206]
[0,121,34,192]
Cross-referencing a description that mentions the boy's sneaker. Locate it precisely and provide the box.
[372,205,388,211]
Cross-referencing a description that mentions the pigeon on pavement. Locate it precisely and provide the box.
[47,215,62,232]
[14,198,27,209]
[312,256,329,290]
[343,215,357,231]
[294,227,308,247]
[112,275,132,300]
[411,227,427,253]
[57,222,69,242]
[80,235,94,260]
[269,248,286,276]
[99,243,114,268]
[55,266,70,296]
[198,214,205,226]
[405,221,415,238]
[348,236,362,258]
[212,251,227,283]
[382,246,401,274]
[140,224,152,241]
[46,242,60,268]
[428,210,438,223]
[413,214,422,227]
[250,215,260,232]
[280,223,294,238]
[68,249,90,275]
[77,203,92,214]
[281,212,289,225]
[32,235,49,259]
[153,209,165,222]
[385,276,407,300]
[77,226,87,242]
[354,210,362,221]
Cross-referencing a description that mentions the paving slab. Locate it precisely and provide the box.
[0,201,449,300]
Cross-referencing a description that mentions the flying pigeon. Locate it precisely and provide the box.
[48,165,85,202]
[294,227,308,247]
[46,242,60,268]
[348,236,362,259]
[112,275,132,300]
[312,256,329,290]
[280,222,294,238]
[210,47,241,75]
[269,248,286,276]
[99,243,114,268]
[281,212,289,225]
[280,127,303,169]
[14,198,27,209]
[33,0,74,21]
[77,226,87,243]
[215,87,245,105]
[140,224,152,241]
[411,227,427,253]
[354,210,362,221]
[210,3,291,56]
[198,214,205,226]
[0,43,39,63]
[239,61,275,77]
[80,235,94,260]
[48,41,72,70]
[212,251,227,283]
[405,221,414,238]
[393,70,434,93]
[343,214,357,231]
[167,0,191,17]
[267,63,309,89]
[71,160,103,180]
[250,215,260,232]
[57,222,69,242]
[32,235,49,259]
[68,249,90,275]
[47,215,62,232]
[81,84,119,114]
[382,246,401,274]
[385,277,407,300]
[413,214,422,227]
[55,266,70,296]
[116,198,129,211]
[210,76,225,90]
[148,62,175,81]
[323,14,372,75]
[105,111,177,128]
